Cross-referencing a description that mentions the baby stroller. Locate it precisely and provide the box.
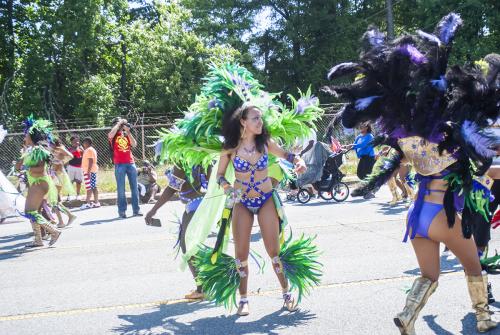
[294,142,350,204]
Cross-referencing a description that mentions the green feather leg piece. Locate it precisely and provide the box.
[279,234,322,303]
[193,245,240,309]
[480,252,500,270]
[444,173,491,221]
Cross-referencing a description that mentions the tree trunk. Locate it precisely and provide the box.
[120,34,127,103]
[5,0,15,78]
[292,40,301,86]
[386,0,394,40]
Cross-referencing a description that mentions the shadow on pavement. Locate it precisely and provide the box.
[423,312,480,335]
[113,302,316,335]
[250,232,262,242]
[0,232,32,243]
[0,232,33,257]
[404,254,463,276]
[346,198,368,204]
[423,314,455,335]
[376,204,408,215]
[460,313,481,335]
[80,217,127,225]
[0,245,40,261]
[0,240,32,251]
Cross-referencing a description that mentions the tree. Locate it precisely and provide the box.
[0,0,240,129]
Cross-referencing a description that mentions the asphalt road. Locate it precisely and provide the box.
[0,186,499,335]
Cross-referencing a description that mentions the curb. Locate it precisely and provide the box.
[63,176,361,209]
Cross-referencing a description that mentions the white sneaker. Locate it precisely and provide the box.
[79,203,92,210]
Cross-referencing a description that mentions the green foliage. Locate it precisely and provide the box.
[0,0,497,128]
[77,74,119,126]
[186,0,500,104]
[0,0,240,129]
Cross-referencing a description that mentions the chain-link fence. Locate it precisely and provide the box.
[0,105,357,174]
[0,123,172,173]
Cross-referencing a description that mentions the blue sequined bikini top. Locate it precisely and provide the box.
[233,152,268,173]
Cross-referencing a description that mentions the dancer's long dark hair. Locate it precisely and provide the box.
[29,128,47,145]
[222,105,270,153]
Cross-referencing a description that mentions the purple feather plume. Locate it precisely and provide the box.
[397,44,427,65]
[461,121,498,158]
[295,95,319,114]
[436,13,463,45]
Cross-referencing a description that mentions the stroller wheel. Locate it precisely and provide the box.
[297,189,311,204]
[332,182,350,202]
[319,190,334,201]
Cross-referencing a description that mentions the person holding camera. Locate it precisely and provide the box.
[108,118,142,218]
[137,160,160,204]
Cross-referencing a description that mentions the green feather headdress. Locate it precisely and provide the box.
[155,63,323,179]
[22,114,54,144]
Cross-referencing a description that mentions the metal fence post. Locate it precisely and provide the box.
[141,123,146,161]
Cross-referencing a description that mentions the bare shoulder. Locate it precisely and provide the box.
[221,148,236,158]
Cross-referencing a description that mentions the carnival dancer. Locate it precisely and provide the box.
[16,116,62,247]
[324,13,498,334]
[469,54,500,305]
[145,165,209,300]
[161,63,322,316]
[377,145,414,207]
[216,104,312,315]
[51,138,77,227]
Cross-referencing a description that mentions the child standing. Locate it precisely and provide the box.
[80,137,100,209]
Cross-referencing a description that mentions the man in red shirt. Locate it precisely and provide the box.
[108,118,142,218]
[67,135,84,199]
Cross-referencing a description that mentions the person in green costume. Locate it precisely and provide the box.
[216,104,307,315]
[154,63,323,315]
[16,116,62,248]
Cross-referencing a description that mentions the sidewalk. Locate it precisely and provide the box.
[62,175,361,208]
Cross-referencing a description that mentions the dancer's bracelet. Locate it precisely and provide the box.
[217,175,229,187]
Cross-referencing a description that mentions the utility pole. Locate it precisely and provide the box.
[386,0,394,40]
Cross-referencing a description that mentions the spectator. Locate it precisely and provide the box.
[67,135,84,200]
[80,137,100,209]
[349,122,375,198]
[137,160,160,204]
[108,118,141,218]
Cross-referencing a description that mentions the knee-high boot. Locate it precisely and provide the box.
[394,277,438,335]
[467,273,497,332]
[28,210,61,246]
[41,222,61,246]
[388,178,401,206]
[26,221,44,247]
